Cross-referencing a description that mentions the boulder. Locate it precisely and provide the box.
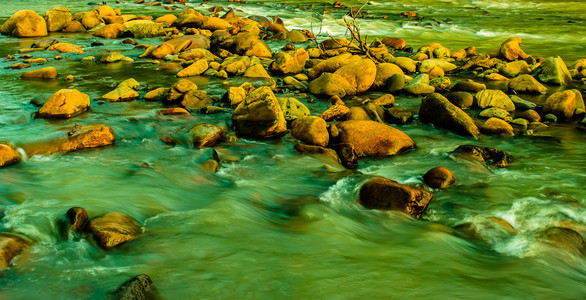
[181,90,211,111]
[157,108,190,115]
[499,37,528,61]
[86,212,141,249]
[371,94,395,108]
[333,59,377,94]
[232,86,287,138]
[430,76,452,93]
[480,118,514,135]
[202,17,232,31]
[419,93,480,138]
[309,72,356,98]
[173,13,204,29]
[452,79,486,93]
[155,14,177,26]
[419,59,458,73]
[144,88,169,101]
[46,42,83,54]
[269,48,308,75]
[452,145,512,168]
[177,59,208,77]
[404,74,435,95]
[291,116,329,147]
[24,124,115,157]
[533,56,572,85]
[62,21,86,33]
[93,23,124,39]
[294,144,341,164]
[320,105,350,121]
[498,60,530,78]
[166,79,197,103]
[373,63,404,89]
[423,166,456,189]
[102,86,139,102]
[109,274,160,300]
[244,64,271,79]
[478,108,511,121]
[233,33,272,58]
[543,90,582,119]
[220,56,251,76]
[93,5,116,18]
[474,90,515,111]
[123,21,166,39]
[21,67,58,79]
[0,233,31,270]
[73,11,102,30]
[445,91,473,109]
[390,57,417,73]
[1,10,48,37]
[188,123,226,148]
[100,52,131,63]
[511,95,537,110]
[381,37,406,50]
[308,53,361,79]
[536,227,586,256]
[387,73,405,93]
[335,120,415,157]
[222,86,246,107]
[345,107,371,121]
[385,106,413,125]
[277,97,310,122]
[37,89,90,119]
[44,7,72,32]
[0,143,21,168]
[508,74,547,94]
[358,177,433,219]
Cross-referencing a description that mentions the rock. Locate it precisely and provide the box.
[474,90,515,111]
[165,35,211,51]
[309,72,356,98]
[0,143,21,168]
[86,212,141,249]
[117,78,140,90]
[452,79,486,93]
[219,56,251,76]
[173,12,204,29]
[404,74,435,95]
[269,48,308,75]
[64,207,89,233]
[373,63,404,89]
[498,60,530,78]
[291,116,329,147]
[93,23,124,39]
[429,76,452,93]
[47,42,84,54]
[177,59,208,77]
[371,94,395,108]
[293,144,341,165]
[345,107,371,121]
[543,90,582,119]
[44,7,72,32]
[188,123,225,148]
[335,120,415,157]
[181,90,211,111]
[1,10,48,37]
[93,5,116,18]
[108,274,160,300]
[480,118,514,135]
[478,108,511,121]
[423,166,455,189]
[143,88,169,101]
[286,30,310,43]
[427,66,445,79]
[277,97,310,122]
[452,145,513,168]
[419,59,457,73]
[536,227,586,256]
[333,59,377,94]
[102,86,139,102]
[516,109,541,122]
[202,17,232,31]
[533,56,573,85]
[381,37,406,50]
[510,95,537,110]
[155,14,177,26]
[390,57,417,73]
[37,89,90,119]
[150,43,174,59]
[100,52,130,63]
[24,124,115,157]
[233,33,272,58]
[508,74,547,94]
[419,93,480,138]
[0,233,31,270]
[499,37,528,61]
[21,67,58,79]
[232,86,287,138]
[283,76,308,91]
[320,104,350,121]
[73,11,102,30]
[358,177,433,219]
[328,143,358,169]
[157,108,190,115]
[222,86,246,107]
[123,22,166,39]
[445,91,473,109]
[244,64,271,79]
[385,106,413,125]
[387,73,405,93]
[62,21,86,32]
[308,53,361,79]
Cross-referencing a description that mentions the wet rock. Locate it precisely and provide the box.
[499,37,528,61]
[143,88,169,101]
[533,56,572,85]
[219,56,251,76]
[452,79,486,93]
[455,217,517,241]
[157,107,190,115]
[478,108,511,121]
[222,86,246,108]
[371,94,395,108]
[37,89,90,119]
[419,58,457,73]
[389,57,417,73]
[47,42,84,54]
[373,63,404,89]
[244,64,271,79]
[429,76,452,93]
[536,227,586,256]
[181,90,211,111]
[381,37,406,50]
[173,12,204,29]
[102,86,139,102]
[0,143,21,168]
[474,90,515,111]
[232,86,287,138]
[0,233,31,270]
[44,7,72,32]
[294,144,341,165]
[286,30,310,43]
[335,120,415,157]
[511,95,537,110]
[543,90,583,119]
[233,33,272,58]
[386,73,405,93]
[333,58,377,94]
[404,74,435,95]
[24,124,115,157]
[177,59,208,77]
[108,274,160,300]
[166,79,197,103]
[277,97,310,122]
[62,21,86,33]
[385,106,413,125]
[320,104,350,121]
[188,123,226,148]
[445,91,473,109]
[93,5,116,18]
[452,145,513,168]
[358,177,433,219]
[309,72,356,98]
[484,73,509,81]
[498,60,530,78]
[423,166,455,189]
[93,23,125,39]
[291,116,329,147]
[345,107,371,121]
[155,14,177,26]
[308,53,360,79]
[202,17,232,31]
[73,11,102,30]
[86,212,141,249]
[123,21,166,39]
[419,93,480,138]
[1,10,48,37]
[101,52,132,63]
[480,117,514,136]
[508,74,547,94]
[269,48,308,75]
[66,207,89,232]
[21,67,58,79]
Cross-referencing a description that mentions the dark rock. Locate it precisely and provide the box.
[0,233,31,270]
[537,227,586,256]
[419,93,480,138]
[0,143,21,168]
[445,91,473,109]
[335,120,415,157]
[108,274,161,300]
[330,143,358,169]
[385,106,413,125]
[358,177,433,219]
[86,212,141,249]
[188,123,225,148]
[423,166,455,189]
[452,145,513,168]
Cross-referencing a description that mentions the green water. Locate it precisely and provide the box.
[0,0,585,299]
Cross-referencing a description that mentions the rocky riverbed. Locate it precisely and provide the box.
[0,0,585,298]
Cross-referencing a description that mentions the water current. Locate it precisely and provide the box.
[0,0,585,299]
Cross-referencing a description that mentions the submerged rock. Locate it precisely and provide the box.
[0,143,21,168]
[86,212,141,249]
[423,166,456,189]
[188,123,226,149]
[358,177,433,219]
[335,120,415,157]
[21,67,58,79]
[419,93,480,138]
[452,145,513,168]
[37,89,90,119]
[108,274,161,300]
[536,227,586,257]
[0,233,31,270]
[232,86,287,138]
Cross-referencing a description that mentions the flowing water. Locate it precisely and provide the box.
[0,0,585,299]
